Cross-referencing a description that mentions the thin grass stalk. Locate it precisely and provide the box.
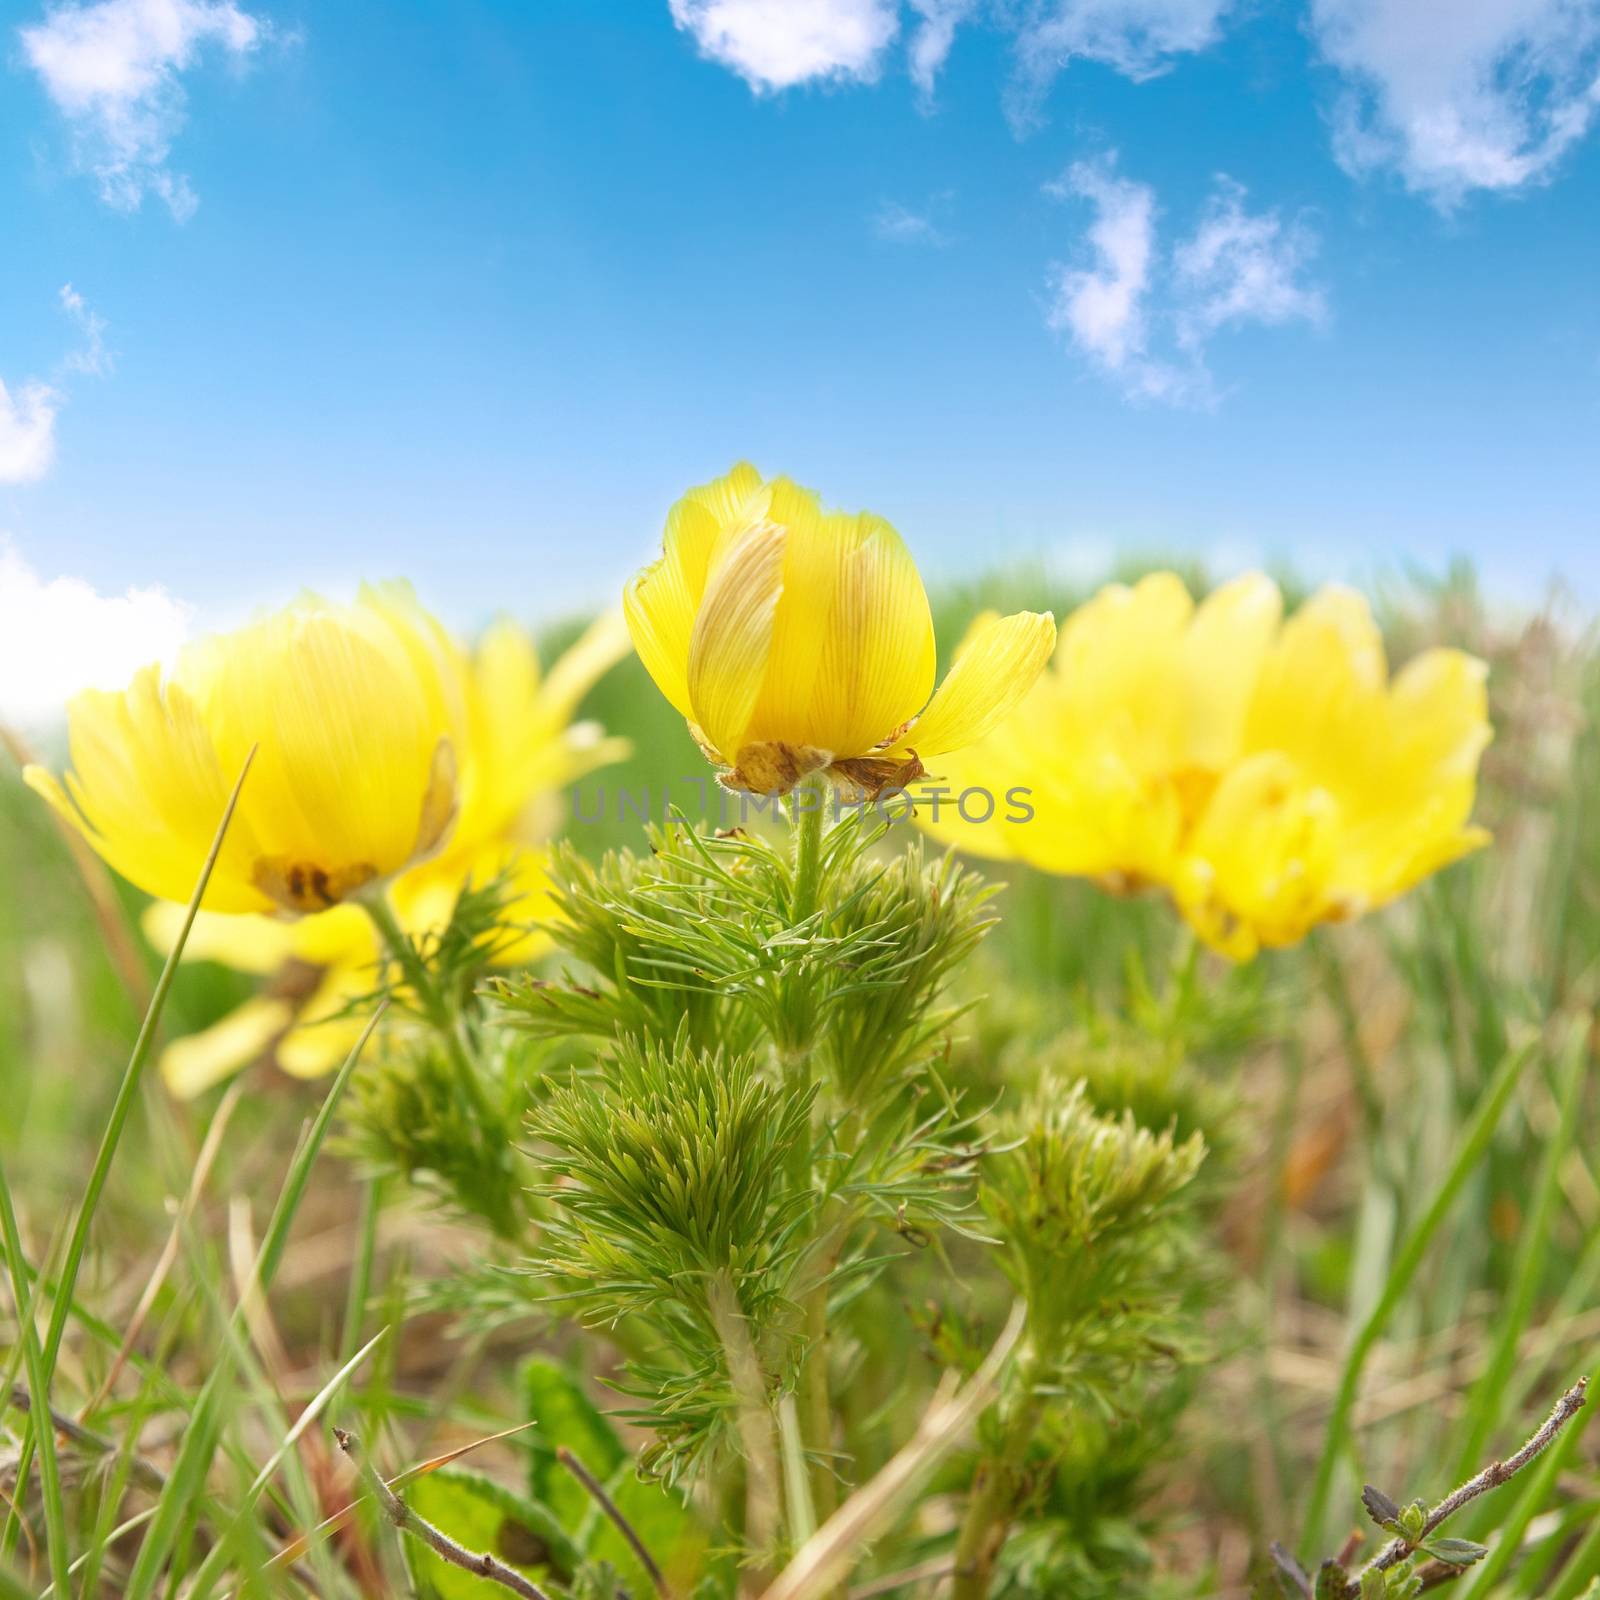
[0,749,255,1575]
[183,1328,388,1595]
[338,1173,385,1369]
[1300,1036,1539,1556]
[121,1003,382,1600]
[1451,1016,1588,1489]
[38,748,256,1381]
[0,1162,71,1598]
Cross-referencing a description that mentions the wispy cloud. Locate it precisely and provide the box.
[1172,178,1325,350]
[1045,158,1171,397]
[906,0,974,98]
[871,194,952,244]
[0,384,61,486]
[665,0,1600,208]
[1045,154,1325,406]
[668,0,899,92]
[0,540,192,725]
[0,287,112,485]
[1007,0,1235,127]
[59,283,113,376]
[1310,0,1600,205]
[19,0,268,219]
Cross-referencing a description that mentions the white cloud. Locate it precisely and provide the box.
[1045,155,1324,406]
[0,383,61,485]
[1044,157,1189,401]
[668,0,899,91]
[1172,177,1326,348]
[0,542,192,725]
[59,283,112,377]
[872,194,951,243]
[906,0,975,97]
[20,0,266,218]
[0,288,112,486]
[1310,0,1600,204]
[1009,0,1234,125]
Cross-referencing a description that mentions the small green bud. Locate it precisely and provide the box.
[1398,1501,1426,1542]
[1314,1558,1350,1599]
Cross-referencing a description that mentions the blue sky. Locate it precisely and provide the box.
[1,0,1598,714]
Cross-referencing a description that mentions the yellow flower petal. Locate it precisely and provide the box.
[1174,573,1282,770]
[537,610,633,728]
[25,667,268,912]
[160,995,295,1099]
[275,964,376,1080]
[625,463,767,720]
[686,519,788,762]
[141,902,299,974]
[892,610,1057,759]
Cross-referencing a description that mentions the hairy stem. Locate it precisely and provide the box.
[1362,1378,1588,1578]
[360,889,491,1121]
[336,1428,552,1600]
[948,1372,1044,1600]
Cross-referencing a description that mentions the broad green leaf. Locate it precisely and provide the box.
[587,1460,717,1597]
[522,1356,624,1524]
[410,1468,577,1598]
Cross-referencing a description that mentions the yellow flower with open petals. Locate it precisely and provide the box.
[26,586,461,915]
[625,463,1056,796]
[922,574,1491,959]
[138,610,631,1095]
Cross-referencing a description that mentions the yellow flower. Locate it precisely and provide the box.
[139,610,631,1095]
[26,585,461,914]
[922,573,1491,958]
[625,463,1056,796]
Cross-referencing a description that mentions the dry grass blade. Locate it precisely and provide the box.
[335,1427,553,1600]
[246,1418,543,1584]
[80,1079,244,1420]
[760,1301,1027,1600]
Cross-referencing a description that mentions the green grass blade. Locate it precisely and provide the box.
[0,749,255,1575]
[39,747,256,1381]
[0,1158,72,1598]
[1300,1036,1539,1557]
[121,1002,383,1600]
[184,1327,388,1597]
[1451,1017,1588,1489]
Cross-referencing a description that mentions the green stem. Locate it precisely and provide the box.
[949,1375,1043,1600]
[802,1276,838,1533]
[786,773,838,1576]
[360,889,491,1122]
[790,774,828,929]
[1165,924,1201,1020]
[1300,1037,1538,1558]
[339,1173,386,1370]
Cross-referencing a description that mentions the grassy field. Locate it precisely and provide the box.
[3,563,1599,1599]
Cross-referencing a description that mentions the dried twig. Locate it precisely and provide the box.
[557,1444,669,1597]
[1363,1377,1588,1576]
[335,1427,553,1600]
[7,1382,164,1492]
